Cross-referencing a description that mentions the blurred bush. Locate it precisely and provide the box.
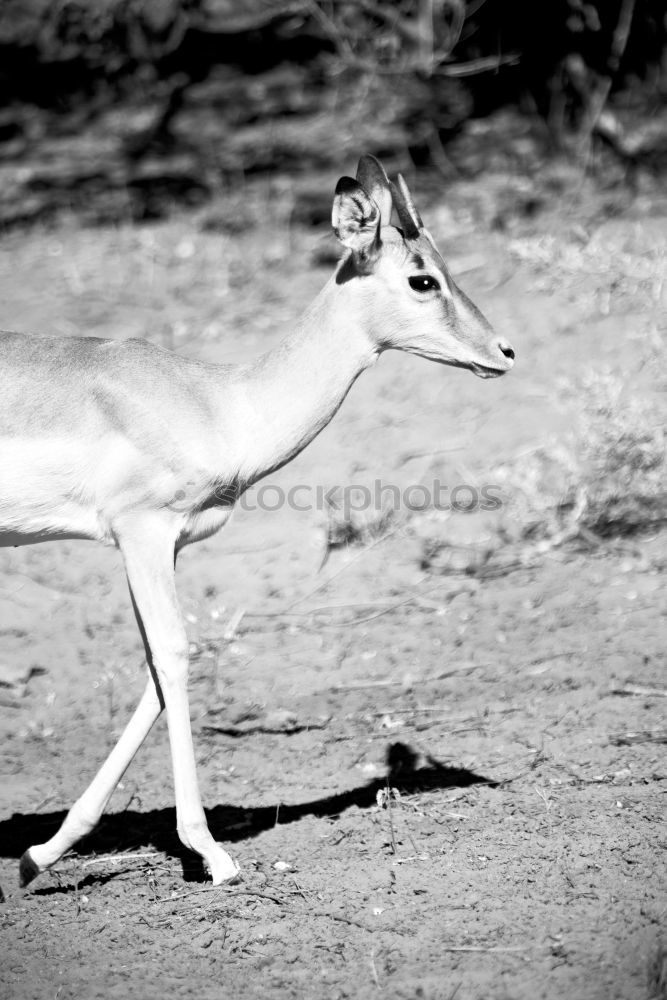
[0,0,665,225]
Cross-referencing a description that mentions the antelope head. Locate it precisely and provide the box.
[332,155,515,378]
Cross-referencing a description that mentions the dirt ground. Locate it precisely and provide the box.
[0,172,666,1000]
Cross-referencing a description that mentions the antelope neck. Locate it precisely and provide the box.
[235,274,378,482]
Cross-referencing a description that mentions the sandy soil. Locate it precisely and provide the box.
[1,175,666,1000]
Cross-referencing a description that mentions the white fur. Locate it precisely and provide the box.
[2,159,513,889]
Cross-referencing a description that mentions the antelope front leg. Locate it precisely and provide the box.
[121,525,239,885]
[20,677,162,886]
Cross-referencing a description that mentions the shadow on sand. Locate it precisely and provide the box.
[0,741,498,887]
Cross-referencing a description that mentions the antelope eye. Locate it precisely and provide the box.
[408,275,440,293]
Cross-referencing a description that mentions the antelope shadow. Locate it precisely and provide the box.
[0,742,497,885]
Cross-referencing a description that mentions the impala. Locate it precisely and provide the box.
[0,155,514,887]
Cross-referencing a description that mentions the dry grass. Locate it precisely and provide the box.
[494,364,665,546]
[420,361,665,578]
[323,501,396,561]
[570,369,665,536]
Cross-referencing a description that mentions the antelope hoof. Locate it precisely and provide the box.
[19,850,41,888]
[208,848,241,886]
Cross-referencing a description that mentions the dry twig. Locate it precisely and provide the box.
[609,729,667,746]
[611,684,667,699]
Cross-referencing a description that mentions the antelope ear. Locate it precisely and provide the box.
[332,176,381,272]
[356,154,393,227]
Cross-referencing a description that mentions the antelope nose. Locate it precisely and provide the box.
[498,340,515,362]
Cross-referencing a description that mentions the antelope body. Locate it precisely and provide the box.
[0,156,514,887]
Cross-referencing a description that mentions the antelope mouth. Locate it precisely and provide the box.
[470,361,510,379]
[412,351,513,378]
